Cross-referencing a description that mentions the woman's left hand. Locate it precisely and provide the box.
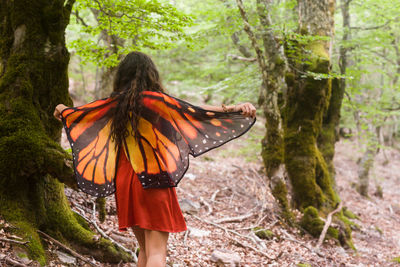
[234,102,256,118]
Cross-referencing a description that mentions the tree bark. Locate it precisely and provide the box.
[91,8,126,99]
[236,0,293,224]
[0,0,131,264]
[317,0,351,179]
[283,0,339,211]
[256,0,293,224]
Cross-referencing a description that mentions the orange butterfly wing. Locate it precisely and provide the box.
[61,91,256,196]
[61,98,118,197]
[123,91,256,188]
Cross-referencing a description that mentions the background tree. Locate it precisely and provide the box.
[334,0,400,196]
[68,0,192,99]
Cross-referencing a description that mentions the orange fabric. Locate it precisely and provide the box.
[115,150,187,233]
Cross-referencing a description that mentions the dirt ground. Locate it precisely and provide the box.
[1,128,400,266]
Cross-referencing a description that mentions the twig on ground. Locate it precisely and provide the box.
[280,230,325,258]
[37,230,97,267]
[211,189,221,202]
[214,212,254,224]
[0,237,29,246]
[229,234,279,260]
[71,205,137,263]
[191,214,277,259]
[3,255,28,267]
[249,231,267,249]
[316,202,343,249]
[92,202,138,262]
[200,196,213,216]
[183,230,189,246]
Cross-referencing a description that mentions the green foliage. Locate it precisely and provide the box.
[335,0,400,146]
[67,0,193,67]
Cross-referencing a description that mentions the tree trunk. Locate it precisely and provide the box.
[0,1,131,264]
[236,0,293,224]
[317,0,351,179]
[91,8,126,99]
[357,126,378,197]
[283,0,355,248]
[256,0,293,224]
[284,0,339,211]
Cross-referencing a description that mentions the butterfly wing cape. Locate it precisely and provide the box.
[61,91,256,197]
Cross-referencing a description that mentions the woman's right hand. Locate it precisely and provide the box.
[53,104,69,122]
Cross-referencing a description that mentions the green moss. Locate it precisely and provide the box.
[270,178,294,225]
[297,263,312,267]
[392,257,400,263]
[13,222,46,266]
[300,206,324,237]
[307,41,329,61]
[252,227,274,240]
[96,197,106,223]
[335,213,356,250]
[0,197,46,265]
[43,178,132,263]
[315,149,339,206]
[374,226,383,235]
[342,207,359,220]
[300,206,339,242]
[72,212,91,231]
[17,252,28,259]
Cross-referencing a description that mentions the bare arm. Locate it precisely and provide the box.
[200,102,256,118]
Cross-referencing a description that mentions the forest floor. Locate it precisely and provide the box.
[1,123,400,266]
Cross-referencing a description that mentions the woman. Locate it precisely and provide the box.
[54,51,256,267]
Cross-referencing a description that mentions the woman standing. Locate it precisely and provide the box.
[54,51,256,267]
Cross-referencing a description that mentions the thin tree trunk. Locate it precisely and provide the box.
[0,1,131,264]
[91,8,125,99]
[236,0,293,224]
[358,125,378,196]
[256,0,293,224]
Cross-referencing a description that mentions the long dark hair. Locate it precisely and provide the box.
[109,51,164,150]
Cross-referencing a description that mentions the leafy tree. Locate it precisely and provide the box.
[68,0,192,98]
[334,0,400,196]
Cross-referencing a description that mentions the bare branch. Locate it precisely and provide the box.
[236,0,268,83]
[315,202,343,249]
[72,10,89,27]
[191,214,277,260]
[214,212,255,224]
[0,237,29,246]
[227,54,256,62]
[37,230,97,267]
[281,230,325,258]
[349,20,391,31]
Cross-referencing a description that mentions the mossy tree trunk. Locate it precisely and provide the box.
[256,0,293,224]
[283,0,339,211]
[317,0,349,178]
[236,0,293,224]
[283,0,354,248]
[0,0,131,265]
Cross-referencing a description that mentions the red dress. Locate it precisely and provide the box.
[115,150,187,233]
